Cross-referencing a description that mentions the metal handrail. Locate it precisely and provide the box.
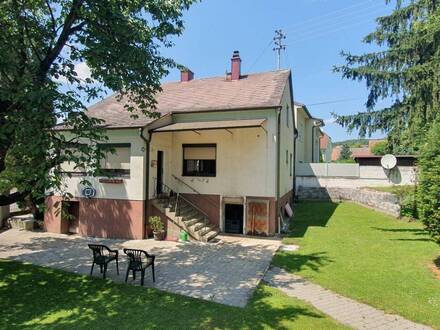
[174,192,209,220]
[171,174,200,194]
[152,177,174,198]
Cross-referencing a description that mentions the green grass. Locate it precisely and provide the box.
[273,202,440,329]
[368,185,415,195]
[0,259,346,330]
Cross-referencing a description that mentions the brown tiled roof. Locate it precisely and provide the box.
[86,70,291,128]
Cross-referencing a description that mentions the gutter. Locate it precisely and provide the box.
[275,107,281,235]
[139,127,151,239]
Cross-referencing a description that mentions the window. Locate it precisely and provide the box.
[286,105,290,127]
[183,144,216,177]
[100,143,131,177]
[290,153,293,176]
[286,150,288,164]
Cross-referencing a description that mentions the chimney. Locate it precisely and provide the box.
[231,50,241,80]
[180,68,194,82]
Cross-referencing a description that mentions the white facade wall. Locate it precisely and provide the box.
[60,129,147,201]
[294,105,321,165]
[148,108,278,199]
[279,84,295,197]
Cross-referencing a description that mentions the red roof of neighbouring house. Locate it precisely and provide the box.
[351,147,374,158]
[320,132,331,150]
[84,70,291,128]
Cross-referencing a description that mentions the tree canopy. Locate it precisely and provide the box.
[0,0,195,212]
[334,0,440,154]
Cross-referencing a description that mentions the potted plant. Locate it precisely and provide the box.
[149,216,165,240]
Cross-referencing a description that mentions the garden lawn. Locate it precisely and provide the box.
[0,259,346,330]
[273,201,440,329]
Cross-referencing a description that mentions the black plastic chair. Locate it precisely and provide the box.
[123,248,156,286]
[88,244,119,279]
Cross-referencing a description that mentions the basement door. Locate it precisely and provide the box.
[224,204,244,234]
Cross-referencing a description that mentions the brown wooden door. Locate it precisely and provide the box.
[246,200,269,236]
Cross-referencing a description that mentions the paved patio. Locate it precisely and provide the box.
[0,229,280,307]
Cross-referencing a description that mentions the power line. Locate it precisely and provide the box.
[283,0,381,32]
[273,29,286,70]
[307,97,365,107]
[247,39,273,72]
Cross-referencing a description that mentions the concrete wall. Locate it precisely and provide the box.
[296,164,416,189]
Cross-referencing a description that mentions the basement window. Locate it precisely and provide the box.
[100,143,131,177]
[182,144,216,177]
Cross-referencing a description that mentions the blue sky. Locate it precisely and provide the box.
[160,0,394,142]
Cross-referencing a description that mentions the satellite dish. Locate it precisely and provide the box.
[381,154,397,170]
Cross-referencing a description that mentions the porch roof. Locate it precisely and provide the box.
[152,119,267,133]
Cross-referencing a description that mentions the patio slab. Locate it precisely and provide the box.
[0,229,280,307]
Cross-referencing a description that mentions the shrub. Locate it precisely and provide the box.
[149,216,164,232]
[417,121,440,244]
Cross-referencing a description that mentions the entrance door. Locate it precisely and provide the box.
[67,201,80,234]
[225,204,244,234]
[156,150,163,195]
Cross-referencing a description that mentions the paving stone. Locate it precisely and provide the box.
[0,229,280,307]
[264,267,432,330]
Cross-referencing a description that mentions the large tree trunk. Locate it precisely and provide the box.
[0,191,27,206]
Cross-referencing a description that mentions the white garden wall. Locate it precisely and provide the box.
[296,163,416,189]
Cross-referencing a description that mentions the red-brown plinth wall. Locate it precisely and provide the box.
[45,195,145,239]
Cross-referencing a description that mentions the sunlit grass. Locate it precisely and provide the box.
[0,259,346,329]
[273,201,440,329]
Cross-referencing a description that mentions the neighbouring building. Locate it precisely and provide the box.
[294,102,324,165]
[45,51,297,241]
[319,131,332,163]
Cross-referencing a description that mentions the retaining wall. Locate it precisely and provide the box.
[297,187,401,217]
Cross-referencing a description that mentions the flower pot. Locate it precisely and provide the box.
[153,230,165,241]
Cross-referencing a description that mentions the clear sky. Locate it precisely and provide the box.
[160,0,394,142]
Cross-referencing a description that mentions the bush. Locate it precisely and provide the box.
[149,216,164,233]
[417,121,440,244]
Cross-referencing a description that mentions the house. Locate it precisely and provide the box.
[45,51,296,241]
[294,102,324,164]
[319,131,332,163]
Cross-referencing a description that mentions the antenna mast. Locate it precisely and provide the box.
[273,29,286,70]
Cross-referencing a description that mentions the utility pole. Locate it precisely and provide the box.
[273,29,286,70]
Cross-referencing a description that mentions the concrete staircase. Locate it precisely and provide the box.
[153,195,220,243]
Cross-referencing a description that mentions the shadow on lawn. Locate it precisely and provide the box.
[272,251,332,274]
[371,227,434,243]
[0,259,326,330]
[286,201,339,239]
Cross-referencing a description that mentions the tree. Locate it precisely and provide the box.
[417,121,440,243]
[339,144,352,160]
[371,141,388,155]
[0,0,195,215]
[333,0,440,154]
[333,0,440,243]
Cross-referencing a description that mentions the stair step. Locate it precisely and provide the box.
[185,218,203,227]
[203,229,220,242]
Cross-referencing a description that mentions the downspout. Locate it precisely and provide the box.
[276,107,281,235]
[311,125,316,163]
[139,127,151,239]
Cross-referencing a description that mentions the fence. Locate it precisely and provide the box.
[296,163,359,178]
